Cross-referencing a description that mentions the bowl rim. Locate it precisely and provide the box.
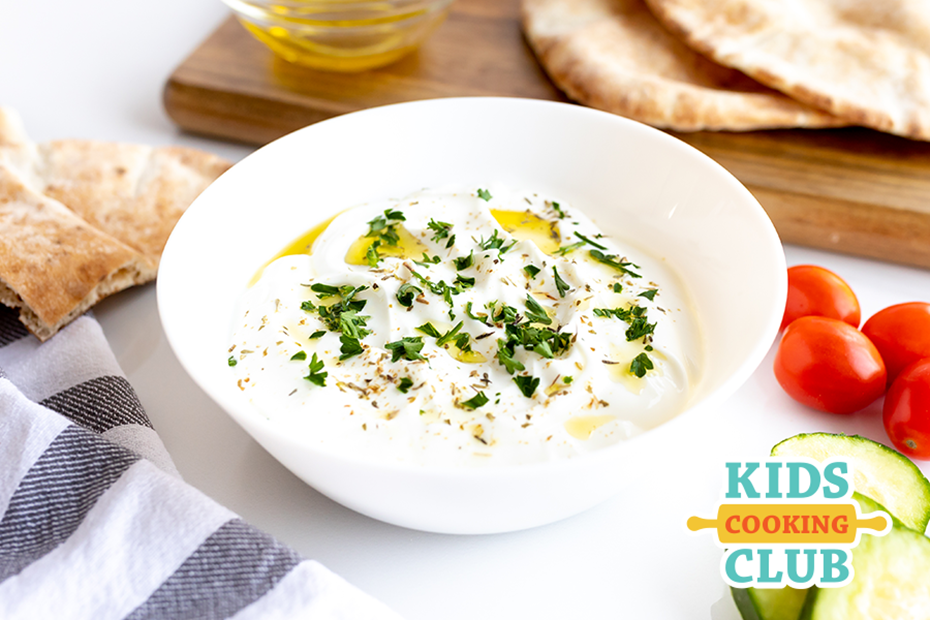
[157,96,787,477]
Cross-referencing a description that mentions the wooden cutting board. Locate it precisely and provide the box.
[164,0,930,270]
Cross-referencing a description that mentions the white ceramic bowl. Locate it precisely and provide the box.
[158,98,786,534]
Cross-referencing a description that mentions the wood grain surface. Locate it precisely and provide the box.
[164,0,930,269]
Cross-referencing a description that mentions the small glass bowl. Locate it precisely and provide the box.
[223,0,455,72]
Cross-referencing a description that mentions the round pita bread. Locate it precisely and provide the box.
[521,0,844,131]
[644,0,930,140]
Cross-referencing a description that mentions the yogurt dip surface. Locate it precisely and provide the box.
[229,185,702,466]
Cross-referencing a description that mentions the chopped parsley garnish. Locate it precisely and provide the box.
[477,188,492,201]
[453,274,475,290]
[589,250,641,278]
[303,285,371,340]
[487,301,519,325]
[552,267,570,298]
[339,334,364,360]
[514,375,540,398]
[523,265,541,279]
[553,241,586,256]
[304,352,328,386]
[630,352,654,378]
[593,304,656,342]
[416,322,442,338]
[573,232,607,250]
[524,294,552,325]
[300,300,316,312]
[309,330,326,339]
[638,288,658,301]
[460,391,489,409]
[453,250,474,271]
[612,283,623,293]
[408,268,456,318]
[385,336,427,362]
[551,201,566,219]
[414,253,441,266]
[227,356,237,367]
[465,301,490,325]
[290,350,307,361]
[563,376,573,384]
[496,339,525,374]
[476,229,516,254]
[396,283,423,308]
[398,377,414,393]
[436,321,464,347]
[366,242,380,267]
[427,219,455,249]
[364,209,406,263]
[310,283,342,299]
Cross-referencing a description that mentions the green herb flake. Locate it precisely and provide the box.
[496,339,525,375]
[398,377,414,393]
[573,232,607,250]
[227,356,237,367]
[453,250,474,271]
[300,300,316,312]
[563,376,573,384]
[514,375,540,398]
[524,294,552,325]
[524,265,541,279]
[338,335,364,360]
[638,289,658,301]
[416,322,442,338]
[589,250,641,278]
[366,242,381,267]
[553,241,585,256]
[385,336,427,362]
[290,350,307,361]
[436,321,464,347]
[310,283,341,299]
[612,283,623,294]
[460,391,490,409]
[453,274,476,290]
[465,301,490,325]
[477,188,492,202]
[552,267,570,298]
[630,352,654,378]
[309,330,326,339]
[414,253,441,267]
[427,219,453,243]
[396,283,423,308]
[551,201,566,219]
[305,352,328,386]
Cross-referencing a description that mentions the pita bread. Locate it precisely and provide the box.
[521,0,844,131]
[0,107,231,340]
[643,0,930,140]
[0,164,153,341]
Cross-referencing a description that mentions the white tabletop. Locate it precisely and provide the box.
[5,3,930,618]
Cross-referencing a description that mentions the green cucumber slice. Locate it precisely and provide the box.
[771,433,930,533]
[732,586,809,620]
[801,493,930,620]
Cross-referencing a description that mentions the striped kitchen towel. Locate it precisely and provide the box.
[0,307,403,620]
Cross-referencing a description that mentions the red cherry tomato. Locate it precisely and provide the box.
[781,265,861,330]
[774,316,886,414]
[883,358,930,460]
[862,302,930,385]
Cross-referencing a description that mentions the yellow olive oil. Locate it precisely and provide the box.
[564,415,615,440]
[344,225,428,265]
[490,209,561,255]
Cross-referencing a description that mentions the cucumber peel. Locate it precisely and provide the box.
[732,586,809,620]
[770,433,930,533]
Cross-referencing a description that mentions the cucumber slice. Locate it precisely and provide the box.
[732,586,809,620]
[801,493,930,620]
[771,433,930,533]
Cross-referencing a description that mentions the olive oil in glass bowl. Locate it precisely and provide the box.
[223,0,455,72]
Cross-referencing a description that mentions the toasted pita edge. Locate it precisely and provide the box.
[0,259,153,342]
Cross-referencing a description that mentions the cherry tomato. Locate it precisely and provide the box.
[774,316,886,414]
[883,358,930,460]
[862,302,930,385]
[781,265,861,331]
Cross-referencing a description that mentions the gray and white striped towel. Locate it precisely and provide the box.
[0,307,403,620]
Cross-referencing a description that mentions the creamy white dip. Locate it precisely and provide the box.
[229,185,702,466]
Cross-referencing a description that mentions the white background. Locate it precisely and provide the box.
[3,1,930,617]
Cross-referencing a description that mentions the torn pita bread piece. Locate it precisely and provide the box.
[0,164,154,341]
[521,0,844,132]
[643,0,930,140]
